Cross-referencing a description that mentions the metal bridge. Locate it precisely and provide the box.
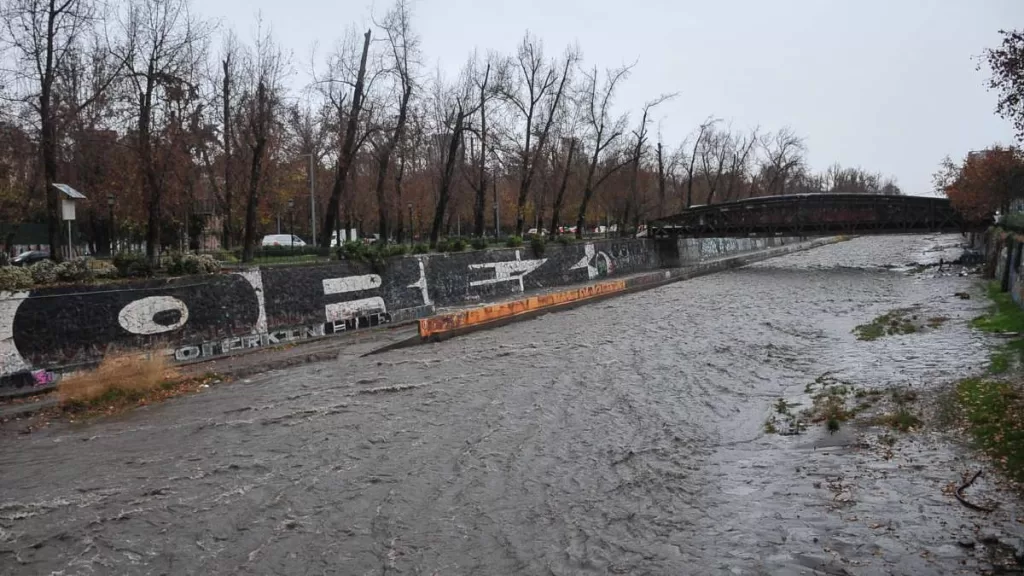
[648,193,990,238]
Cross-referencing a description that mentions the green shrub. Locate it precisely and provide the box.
[164,252,220,276]
[413,243,429,254]
[29,259,57,284]
[54,258,93,283]
[435,238,450,253]
[93,262,119,279]
[208,250,238,263]
[449,238,467,252]
[379,243,409,258]
[530,237,546,258]
[0,266,32,291]
[238,245,330,260]
[113,252,155,278]
[471,237,488,250]
[338,241,369,261]
[557,235,573,246]
[506,235,524,248]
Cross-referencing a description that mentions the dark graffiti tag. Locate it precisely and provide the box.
[172,312,392,362]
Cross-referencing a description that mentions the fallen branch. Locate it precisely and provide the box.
[955,470,998,513]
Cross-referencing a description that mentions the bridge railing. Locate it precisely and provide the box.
[649,194,988,238]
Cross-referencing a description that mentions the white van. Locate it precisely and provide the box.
[261,234,306,247]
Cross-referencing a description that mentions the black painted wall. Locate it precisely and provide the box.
[1,238,658,380]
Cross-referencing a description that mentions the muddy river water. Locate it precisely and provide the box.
[2,235,1024,575]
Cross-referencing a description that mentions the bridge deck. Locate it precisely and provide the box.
[649,193,989,238]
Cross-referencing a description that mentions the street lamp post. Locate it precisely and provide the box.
[107,193,115,255]
[288,198,295,250]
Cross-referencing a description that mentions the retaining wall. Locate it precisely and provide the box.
[0,236,800,389]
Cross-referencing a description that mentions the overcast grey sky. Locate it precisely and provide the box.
[200,0,1020,195]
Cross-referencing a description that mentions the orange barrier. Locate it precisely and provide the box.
[419,279,628,338]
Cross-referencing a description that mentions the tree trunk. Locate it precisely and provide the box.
[514,118,533,237]
[242,80,270,262]
[222,56,233,250]
[473,76,489,238]
[394,151,407,243]
[430,110,464,247]
[241,139,265,261]
[373,84,412,245]
[140,81,161,266]
[550,138,576,234]
[41,112,61,261]
[574,147,601,239]
[321,29,371,247]
[657,142,666,217]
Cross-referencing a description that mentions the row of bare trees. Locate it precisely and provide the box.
[0,0,902,261]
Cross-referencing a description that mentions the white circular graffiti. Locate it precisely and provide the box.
[118,296,190,335]
[0,292,29,376]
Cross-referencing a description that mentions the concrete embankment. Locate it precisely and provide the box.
[417,236,842,342]
[0,235,808,393]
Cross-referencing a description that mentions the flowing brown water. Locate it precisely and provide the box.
[1,235,1020,575]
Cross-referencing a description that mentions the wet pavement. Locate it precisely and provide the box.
[2,235,1023,575]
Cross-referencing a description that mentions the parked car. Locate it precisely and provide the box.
[260,234,306,247]
[526,228,549,236]
[11,250,50,266]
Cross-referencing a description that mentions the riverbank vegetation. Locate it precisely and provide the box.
[56,355,218,418]
[0,0,907,267]
[951,280,1024,483]
[765,373,918,437]
[853,307,949,342]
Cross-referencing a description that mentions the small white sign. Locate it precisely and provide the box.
[61,198,76,221]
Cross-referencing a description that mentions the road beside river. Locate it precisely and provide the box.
[2,235,1021,575]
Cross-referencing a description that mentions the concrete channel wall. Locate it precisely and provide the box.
[0,236,800,390]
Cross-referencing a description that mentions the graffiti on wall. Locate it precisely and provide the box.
[323,274,387,322]
[571,243,613,280]
[469,250,547,292]
[0,291,29,376]
[1,238,660,379]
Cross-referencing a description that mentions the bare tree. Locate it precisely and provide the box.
[370,0,417,244]
[196,33,240,249]
[699,126,729,205]
[549,108,581,234]
[624,95,673,232]
[318,28,372,247]
[463,51,496,238]
[428,69,476,246]
[574,64,632,239]
[238,20,288,262]
[684,118,716,208]
[219,37,237,248]
[656,140,666,217]
[120,0,210,264]
[497,35,578,236]
[723,127,758,201]
[2,0,122,259]
[759,127,805,196]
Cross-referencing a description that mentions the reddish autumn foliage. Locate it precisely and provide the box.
[941,146,1024,220]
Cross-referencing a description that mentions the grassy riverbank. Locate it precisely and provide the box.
[958,282,1024,483]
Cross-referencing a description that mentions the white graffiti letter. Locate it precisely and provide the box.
[323,274,387,321]
[469,251,547,292]
[118,296,190,335]
[408,259,432,306]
